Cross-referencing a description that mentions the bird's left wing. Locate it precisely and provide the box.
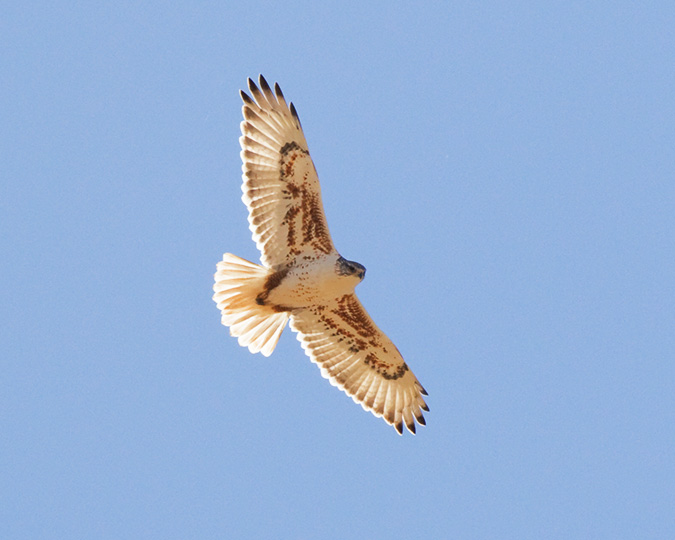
[290,294,428,434]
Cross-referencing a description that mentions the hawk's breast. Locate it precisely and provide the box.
[266,254,360,309]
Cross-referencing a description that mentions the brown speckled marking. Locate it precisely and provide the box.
[364,352,390,372]
[312,295,390,365]
[286,182,301,199]
[316,309,363,354]
[282,148,301,177]
[382,362,409,381]
[332,295,378,339]
[301,189,332,254]
[280,141,302,155]
[363,354,408,380]
[278,142,333,257]
[318,296,411,381]
[282,205,300,249]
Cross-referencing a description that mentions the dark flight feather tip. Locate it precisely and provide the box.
[274,82,285,101]
[240,90,254,105]
[289,102,301,126]
[259,75,272,96]
[247,78,260,97]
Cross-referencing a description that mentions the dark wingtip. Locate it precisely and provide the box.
[394,421,403,435]
[247,77,259,95]
[416,414,426,426]
[419,384,428,396]
[240,90,254,105]
[421,402,430,412]
[407,421,416,435]
[274,82,285,101]
[289,102,301,125]
[259,75,272,95]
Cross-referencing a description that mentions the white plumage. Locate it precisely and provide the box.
[213,76,428,434]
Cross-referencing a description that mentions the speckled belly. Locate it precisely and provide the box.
[266,255,355,309]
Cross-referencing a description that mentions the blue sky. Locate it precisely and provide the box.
[2,2,674,538]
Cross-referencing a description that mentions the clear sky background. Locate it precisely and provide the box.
[2,2,674,539]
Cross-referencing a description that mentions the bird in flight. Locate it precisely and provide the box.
[213,76,428,434]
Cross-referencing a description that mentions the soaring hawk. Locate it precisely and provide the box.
[213,76,428,434]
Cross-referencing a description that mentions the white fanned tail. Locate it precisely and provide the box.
[213,253,289,357]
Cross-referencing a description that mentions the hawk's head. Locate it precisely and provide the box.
[336,256,366,282]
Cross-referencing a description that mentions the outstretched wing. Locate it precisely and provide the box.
[290,294,429,434]
[239,76,336,268]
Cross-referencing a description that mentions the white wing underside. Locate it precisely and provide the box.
[290,294,428,434]
[229,77,428,434]
[240,78,336,268]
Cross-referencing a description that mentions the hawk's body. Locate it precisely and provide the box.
[213,76,428,434]
[262,254,362,309]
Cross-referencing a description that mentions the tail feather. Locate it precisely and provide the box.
[213,253,289,357]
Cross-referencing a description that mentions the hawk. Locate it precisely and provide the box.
[213,76,428,434]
